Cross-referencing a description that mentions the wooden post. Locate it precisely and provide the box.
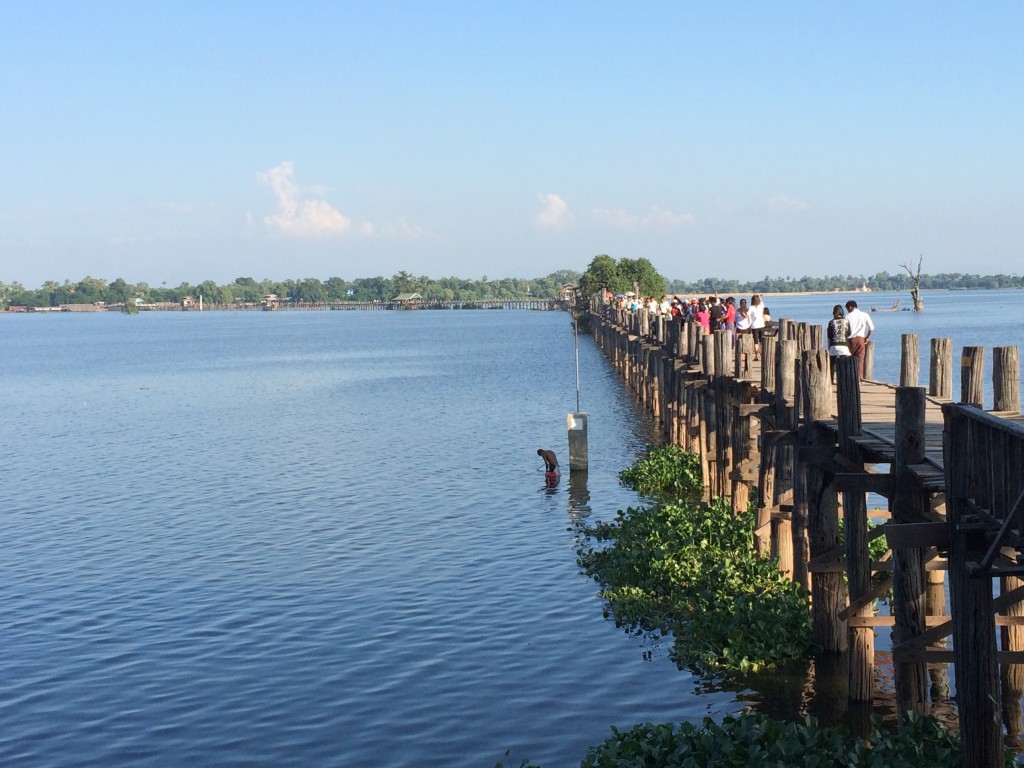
[803,349,847,653]
[809,324,823,351]
[863,339,875,380]
[891,386,928,717]
[961,346,985,408]
[761,336,778,397]
[1002,574,1024,744]
[730,380,758,516]
[929,338,953,399]
[944,404,1003,767]
[773,339,798,578]
[754,335,779,554]
[836,355,874,702]
[713,331,733,498]
[900,334,919,387]
[735,332,754,379]
[792,355,810,591]
[993,346,1020,413]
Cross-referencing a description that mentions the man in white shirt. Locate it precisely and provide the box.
[844,300,875,379]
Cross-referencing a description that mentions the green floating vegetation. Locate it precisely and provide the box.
[578,712,1012,768]
[496,713,1008,768]
[617,444,702,503]
[577,445,811,675]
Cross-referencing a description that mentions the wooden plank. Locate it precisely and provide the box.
[884,521,951,549]
[835,472,895,495]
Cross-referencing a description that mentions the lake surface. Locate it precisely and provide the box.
[1,309,741,768]
[3,290,1022,767]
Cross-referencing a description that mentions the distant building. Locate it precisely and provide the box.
[392,292,423,306]
[181,296,197,310]
[261,294,280,310]
[559,284,578,302]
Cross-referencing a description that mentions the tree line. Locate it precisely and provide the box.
[0,270,582,308]
[665,271,1024,296]
[4,264,1023,309]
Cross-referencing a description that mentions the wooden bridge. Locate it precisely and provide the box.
[588,299,1024,767]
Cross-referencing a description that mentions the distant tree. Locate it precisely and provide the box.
[75,276,108,303]
[324,277,349,301]
[618,257,667,297]
[351,276,393,301]
[392,271,418,295]
[578,254,624,296]
[233,277,261,302]
[107,277,132,304]
[290,278,327,303]
[900,256,924,311]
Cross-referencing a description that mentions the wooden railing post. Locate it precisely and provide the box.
[944,404,1003,767]
[803,348,847,651]
[900,334,919,387]
[892,386,928,717]
[836,355,874,703]
[993,346,1020,413]
[929,338,953,399]
[961,346,985,408]
[772,339,798,578]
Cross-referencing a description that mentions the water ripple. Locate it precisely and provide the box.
[1,311,736,767]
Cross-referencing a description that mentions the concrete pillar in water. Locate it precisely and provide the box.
[567,412,588,472]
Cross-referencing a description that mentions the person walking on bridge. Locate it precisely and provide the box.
[845,300,874,379]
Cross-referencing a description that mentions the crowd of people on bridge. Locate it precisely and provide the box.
[605,290,874,379]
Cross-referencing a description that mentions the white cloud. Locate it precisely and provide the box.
[258,161,354,237]
[535,192,574,229]
[379,217,437,242]
[592,205,694,230]
[765,194,809,212]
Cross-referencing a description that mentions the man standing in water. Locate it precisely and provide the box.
[537,448,559,475]
[845,300,875,379]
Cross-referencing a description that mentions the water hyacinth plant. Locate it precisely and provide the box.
[578,445,811,675]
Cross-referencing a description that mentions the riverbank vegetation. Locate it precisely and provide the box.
[574,712,1010,768]
[500,712,999,767]
[576,445,811,676]
[540,444,1010,767]
[0,270,581,309]
[5,267,1024,310]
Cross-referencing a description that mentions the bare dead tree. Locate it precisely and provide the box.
[900,255,924,311]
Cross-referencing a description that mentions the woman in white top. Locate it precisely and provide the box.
[735,298,751,332]
[747,294,765,360]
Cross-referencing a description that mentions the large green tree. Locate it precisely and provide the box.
[619,257,666,297]
[578,254,625,296]
[579,255,667,297]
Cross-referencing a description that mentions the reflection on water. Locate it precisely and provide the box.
[567,470,592,520]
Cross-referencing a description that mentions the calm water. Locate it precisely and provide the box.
[2,309,739,768]
[4,291,1022,767]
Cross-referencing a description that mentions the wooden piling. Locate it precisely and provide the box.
[803,348,848,651]
[930,338,953,399]
[900,334,919,387]
[944,404,1003,767]
[993,346,1020,413]
[891,386,928,717]
[961,346,985,407]
[836,355,874,702]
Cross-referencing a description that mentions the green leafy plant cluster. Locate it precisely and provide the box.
[578,496,811,675]
[581,446,811,674]
[579,712,1013,768]
[617,444,702,502]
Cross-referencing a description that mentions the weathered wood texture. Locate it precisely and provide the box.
[587,301,1024,760]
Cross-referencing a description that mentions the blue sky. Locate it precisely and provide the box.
[3,2,1022,286]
